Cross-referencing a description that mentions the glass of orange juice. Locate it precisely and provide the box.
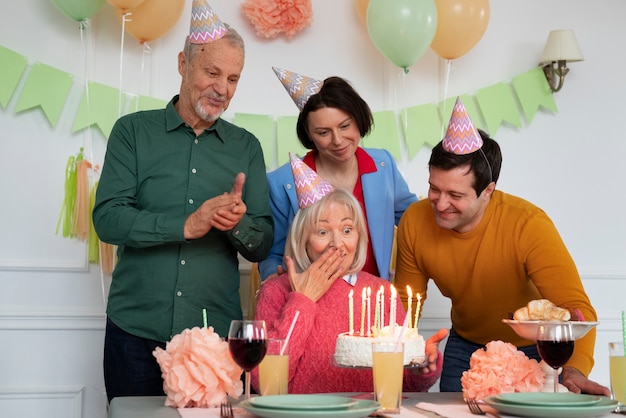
[609,342,626,407]
[372,341,404,414]
[258,338,289,396]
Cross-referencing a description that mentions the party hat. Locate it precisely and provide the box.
[442,97,483,155]
[290,153,334,209]
[273,67,323,112]
[189,0,227,44]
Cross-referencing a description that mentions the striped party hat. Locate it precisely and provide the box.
[442,97,483,155]
[273,67,323,112]
[189,0,227,44]
[290,153,334,209]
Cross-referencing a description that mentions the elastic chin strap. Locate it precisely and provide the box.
[478,148,493,184]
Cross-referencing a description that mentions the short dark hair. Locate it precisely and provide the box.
[429,129,502,197]
[296,76,373,149]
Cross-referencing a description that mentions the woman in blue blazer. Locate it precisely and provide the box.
[259,74,417,281]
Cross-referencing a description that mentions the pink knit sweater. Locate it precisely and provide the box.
[250,271,442,394]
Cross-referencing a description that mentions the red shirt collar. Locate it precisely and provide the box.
[302,147,377,175]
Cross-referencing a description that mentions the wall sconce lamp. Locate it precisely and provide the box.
[539,29,584,93]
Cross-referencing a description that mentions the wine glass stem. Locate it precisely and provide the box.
[554,369,559,393]
[245,371,251,400]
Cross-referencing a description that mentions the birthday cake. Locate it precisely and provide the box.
[333,325,425,367]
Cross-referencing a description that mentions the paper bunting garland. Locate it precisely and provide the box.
[2,44,556,167]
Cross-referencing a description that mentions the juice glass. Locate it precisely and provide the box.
[372,341,404,414]
[609,342,626,406]
[258,338,289,396]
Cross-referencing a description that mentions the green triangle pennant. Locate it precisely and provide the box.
[512,68,557,123]
[401,103,441,158]
[475,83,522,135]
[132,95,168,112]
[0,46,28,108]
[14,62,73,126]
[276,115,305,167]
[363,110,401,161]
[233,113,276,169]
[73,81,121,138]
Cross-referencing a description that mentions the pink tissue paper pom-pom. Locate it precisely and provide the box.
[242,0,313,39]
[153,326,243,408]
[461,340,545,401]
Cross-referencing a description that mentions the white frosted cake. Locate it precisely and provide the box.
[333,325,425,367]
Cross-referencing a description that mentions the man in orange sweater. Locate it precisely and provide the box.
[395,98,610,396]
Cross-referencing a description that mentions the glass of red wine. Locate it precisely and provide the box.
[228,319,268,400]
[536,322,575,392]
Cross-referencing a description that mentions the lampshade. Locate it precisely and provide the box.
[539,30,584,64]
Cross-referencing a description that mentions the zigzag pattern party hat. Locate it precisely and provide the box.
[442,97,483,155]
[189,0,227,44]
[290,153,334,209]
[273,67,323,112]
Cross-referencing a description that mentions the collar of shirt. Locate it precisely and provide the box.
[167,95,227,142]
[342,273,358,285]
[303,147,377,175]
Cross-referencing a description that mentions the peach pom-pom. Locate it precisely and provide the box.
[461,340,545,400]
[241,0,313,39]
[153,326,243,408]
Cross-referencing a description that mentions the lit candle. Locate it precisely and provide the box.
[360,287,366,335]
[374,290,380,332]
[390,285,397,331]
[406,285,412,329]
[414,292,422,329]
[348,289,354,335]
[379,285,385,329]
[367,286,372,336]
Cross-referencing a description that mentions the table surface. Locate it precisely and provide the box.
[107,392,462,418]
[108,392,623,418]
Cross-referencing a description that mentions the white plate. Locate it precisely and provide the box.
[241,398,380,418]
[484,395,617,418]
[494,392,602,407]
[502,319,599,341]
[248,395,357,410]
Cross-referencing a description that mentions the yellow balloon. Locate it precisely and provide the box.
[430,0,490,60]
[107,0,146,12]
[116,0,184,44]
[355,0,369,26]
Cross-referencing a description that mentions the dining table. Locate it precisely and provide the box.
[107,391,619,418]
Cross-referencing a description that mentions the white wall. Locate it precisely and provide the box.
[0,1,625,417]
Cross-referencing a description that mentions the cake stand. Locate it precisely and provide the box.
[502,319,599,393]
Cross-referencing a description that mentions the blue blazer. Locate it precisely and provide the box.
[259,148,417,281]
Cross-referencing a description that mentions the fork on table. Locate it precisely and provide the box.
[465,398,500,417]
[220,399,234,418]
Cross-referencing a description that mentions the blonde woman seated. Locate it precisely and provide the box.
[250,156,447,394]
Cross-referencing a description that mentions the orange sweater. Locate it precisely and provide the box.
[395,190,597,376]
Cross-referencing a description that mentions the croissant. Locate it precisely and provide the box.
[513,299,571,321]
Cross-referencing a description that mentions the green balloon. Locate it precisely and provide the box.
[51,0,106,22]
[367,0,438,72]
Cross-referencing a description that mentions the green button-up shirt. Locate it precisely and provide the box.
[93,96,273,341]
